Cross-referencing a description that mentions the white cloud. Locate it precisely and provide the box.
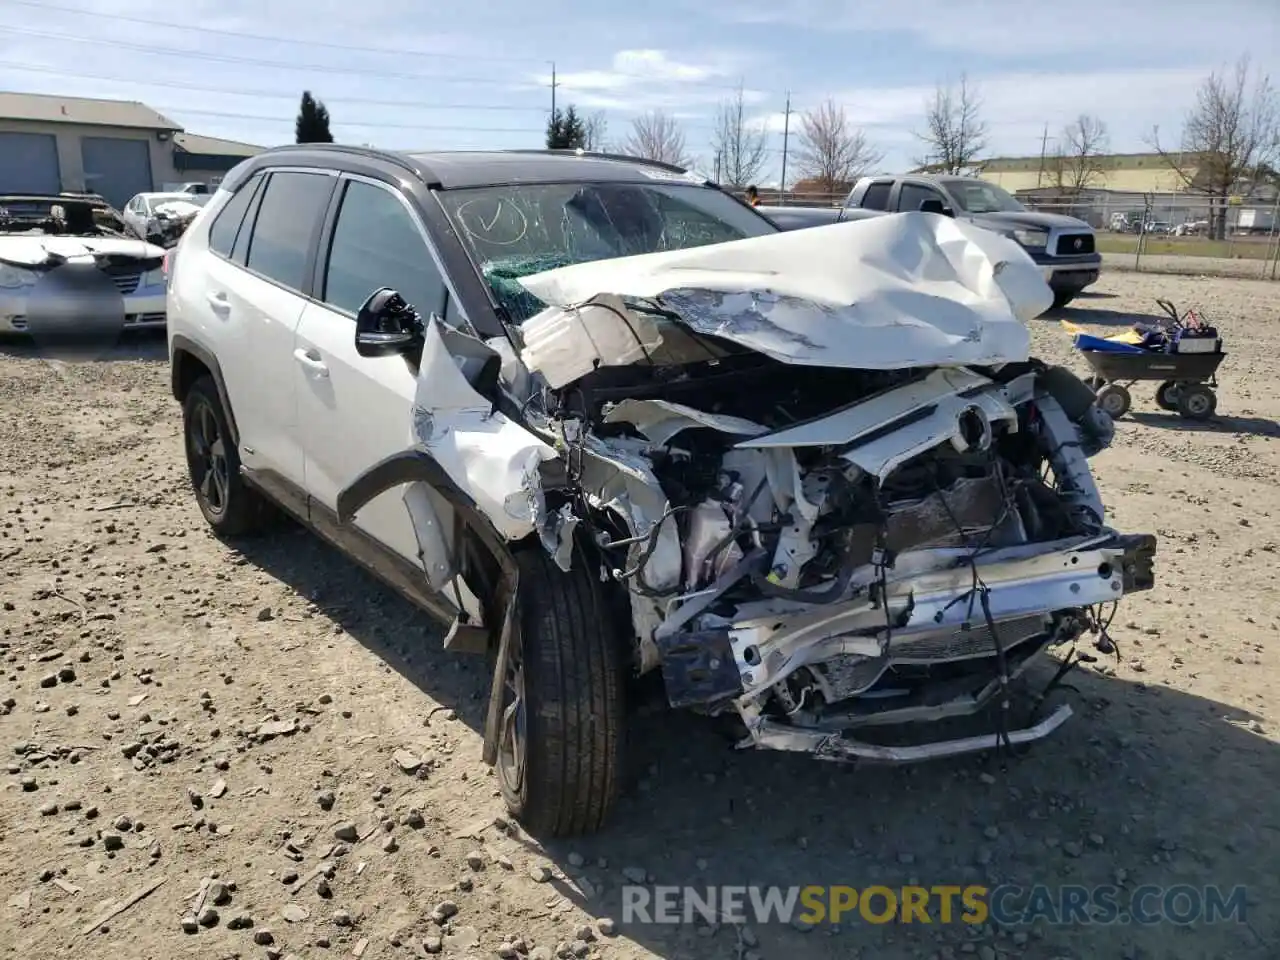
[533,48,766,114]
[749,111,789,134]
[542,50,724,91]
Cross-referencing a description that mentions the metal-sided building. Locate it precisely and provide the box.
[0,91,262,208]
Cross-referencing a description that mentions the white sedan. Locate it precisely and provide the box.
[122,192,209,242]
[0,194,168,334]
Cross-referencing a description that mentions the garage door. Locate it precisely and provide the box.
[0,132,61,195]
[80,137,152,209]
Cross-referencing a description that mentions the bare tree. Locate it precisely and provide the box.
[793,99,883,195]
[621,110,691,167]
[915,74,989,174]
[583,111,609,152]
[1051,114,1110,194]
[1151,55,1279,239]
[711,83,769,188]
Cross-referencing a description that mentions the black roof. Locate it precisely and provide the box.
[227,144,708,191]
[404,150,704,189]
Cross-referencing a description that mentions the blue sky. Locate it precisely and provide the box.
[1,0,1276,184]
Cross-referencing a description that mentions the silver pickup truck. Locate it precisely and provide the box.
[760,174,1102,309]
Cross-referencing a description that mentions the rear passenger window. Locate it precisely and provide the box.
[244,172,334,292]
[322,180,447,318]
[861,181,892,210]
[207,174,263,257]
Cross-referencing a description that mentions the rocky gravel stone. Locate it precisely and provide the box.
[0,269,1273,960]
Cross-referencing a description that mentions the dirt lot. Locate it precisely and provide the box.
[2,270,1278,960]
[1103,252,1278,282]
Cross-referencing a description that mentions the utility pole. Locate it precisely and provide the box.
[779,91,792,205]
[549,61,558,120]
[1036,122,1048,188]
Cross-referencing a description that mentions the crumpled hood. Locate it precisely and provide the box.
[151,199,204,219]
[517,212,1052,371]
[0,234,165,268]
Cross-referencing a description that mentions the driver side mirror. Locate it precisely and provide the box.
[354,287,425,358]
[919,198,955,217]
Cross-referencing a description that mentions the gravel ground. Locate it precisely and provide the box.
[1103,251,1280,282]
[1,270,1278,960]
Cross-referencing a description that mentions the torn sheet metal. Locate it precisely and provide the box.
[738,368,1018,481]
[577,432,683,595]
[401,481,458,590]
[520,293,664,388]
[602,398,767,446]
[518,213,1052,373]
[151,198,204,219]
[0,234,165,270]
[412,315,558,540]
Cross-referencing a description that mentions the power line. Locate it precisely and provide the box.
[0,0,546,64]
[0,25,544,88]
[0,60,549,113]
[0,64,747,135]
[0,72,740,137]
[0,12,752,92]
[152,108,790,144]
[149,105,537,133]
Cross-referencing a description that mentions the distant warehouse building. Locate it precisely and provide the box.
[0,91,263,208]
[974,152,1192,195]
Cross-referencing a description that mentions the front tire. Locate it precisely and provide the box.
[497,548,627,837]
[1051,290,1076,310]
[182,375,271,537]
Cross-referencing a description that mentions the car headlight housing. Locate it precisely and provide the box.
[1011,228,1048,249]
[141,267,166,289]
[0,262,37,290]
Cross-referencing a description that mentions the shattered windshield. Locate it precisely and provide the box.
[436,181,776,324]
[944,180,1026,214]
[0,196,130,237]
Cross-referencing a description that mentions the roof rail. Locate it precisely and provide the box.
[261,142,420,177]
[498,148,692,176]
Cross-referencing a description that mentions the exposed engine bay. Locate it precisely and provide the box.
[540,355,1152,760]
[0,193,131,240]
[344,212,1158,765]
[0,194,164,276]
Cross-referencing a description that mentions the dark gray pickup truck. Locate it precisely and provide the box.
[759,174,1102,308]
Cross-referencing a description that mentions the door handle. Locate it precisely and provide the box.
[205,291,230,314]
[293,347,329,378]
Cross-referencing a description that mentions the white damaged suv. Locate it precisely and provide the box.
[167,145,1157,836]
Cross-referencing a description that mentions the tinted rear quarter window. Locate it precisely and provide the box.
[244,171,334,292]
[861,181,892,210]
[322,180,447,318]
[207,174,263,257]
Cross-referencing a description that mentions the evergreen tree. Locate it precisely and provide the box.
[545,105,587,149]
[296,91,334,144]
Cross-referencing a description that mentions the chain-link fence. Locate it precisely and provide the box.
[750,188,1280,282]
[1017,193,1280,281]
